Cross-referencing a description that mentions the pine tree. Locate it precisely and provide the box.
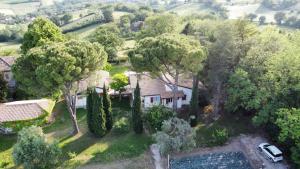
[102,84,113,131]
[132,82,143,134]
[0,73,7,103]
[92,90,106,137]
[86,88,94,133]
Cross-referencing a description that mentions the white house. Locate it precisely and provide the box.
[127,72,202,109]
[76,70,110,109]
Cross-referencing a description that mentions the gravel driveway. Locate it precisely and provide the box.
[170,134,289,169]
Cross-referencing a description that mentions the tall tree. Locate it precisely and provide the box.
[86,88,94,133]
[102,7,114,23]
[92,90,107,137]
[207,21,256,117]
[89,24,123,61]
[129,34,206,110]
[132,82,143,134]
[274,12,286,25]
[102,84,113,131]
[0,73,7,103]
[138,13,179,38]
[13,40,107,135]
[21,17,64,54]
[190,73,199,118]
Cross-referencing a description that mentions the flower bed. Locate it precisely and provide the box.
[170,151,252,169]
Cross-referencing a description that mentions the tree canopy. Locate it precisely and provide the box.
[21,17,65,54]
[130,33,206,110]
[13,40,107,134]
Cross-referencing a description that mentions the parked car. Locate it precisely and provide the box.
[258,143,283,162]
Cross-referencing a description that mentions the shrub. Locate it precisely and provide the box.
[112,117,130,135]
[67,152,77,159]
[13,126,61,169]
[154,117,196,155]
[212,128,229,146]
[144,105,175,132]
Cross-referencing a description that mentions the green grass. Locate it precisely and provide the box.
[66,23,101,39]
[0,98,151,169]
[196,113,255,147]
[109,64,129,76]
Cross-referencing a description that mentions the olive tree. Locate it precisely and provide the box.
[13,126,61,169]
[154,117,196,155]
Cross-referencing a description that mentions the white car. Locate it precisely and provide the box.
[258,143,283,162]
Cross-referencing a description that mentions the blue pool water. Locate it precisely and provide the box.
[170,151,253,169]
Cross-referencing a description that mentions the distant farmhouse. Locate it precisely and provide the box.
[126,72,204,109]
[0,56,16,90]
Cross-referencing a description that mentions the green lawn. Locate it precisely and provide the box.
[0,98,152,169]
[109,64,129,76]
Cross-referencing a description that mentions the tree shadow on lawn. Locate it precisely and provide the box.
[60,132,98,158]
[0,135,17,152]
[88,133,153,164]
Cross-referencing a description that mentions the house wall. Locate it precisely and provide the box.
[3,71,15,88]
[162,97,183,109]
[143,95,161,108]
[76,95,87,109]
[164,85,192,105]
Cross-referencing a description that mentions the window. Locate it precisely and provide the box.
[166,98,173,104]
[182,95,187,100]
[4,73,9,80]
[151,96,160,103]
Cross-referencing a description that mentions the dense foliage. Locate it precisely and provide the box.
[103,84,113,131]
[0,25,26,42]
[13,126,61,169]
[144,105,175,132]
[154,117,196,155]
[0,73,7,103]
[89,24,124,61]
[110,73,128,100]
[21,17,65,54]
[132,82,143,134]
[13,39,107,134]
[87,88,107,137]
[130,33,206,110]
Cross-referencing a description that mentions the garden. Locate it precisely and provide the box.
[0,98,152,168]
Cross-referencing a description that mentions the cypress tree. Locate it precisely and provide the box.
[0,73,7,103]
[190,74,199,118]
[102,84,113,131]
[92,89,107,137]
[132,82,143,134]
[86,88,94,133]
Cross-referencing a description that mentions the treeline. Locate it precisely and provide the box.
[262,0,298,10]
[0,25,26,42]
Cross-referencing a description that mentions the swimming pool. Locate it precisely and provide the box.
[170,151,253,169]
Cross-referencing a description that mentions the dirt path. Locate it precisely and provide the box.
[169,134,289,169]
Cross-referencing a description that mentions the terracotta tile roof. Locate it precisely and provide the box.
[0,99,50,122]
[0,56,16,72]
[78,70,110,93]
[128,74,166,96]
[161,91,184,99]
